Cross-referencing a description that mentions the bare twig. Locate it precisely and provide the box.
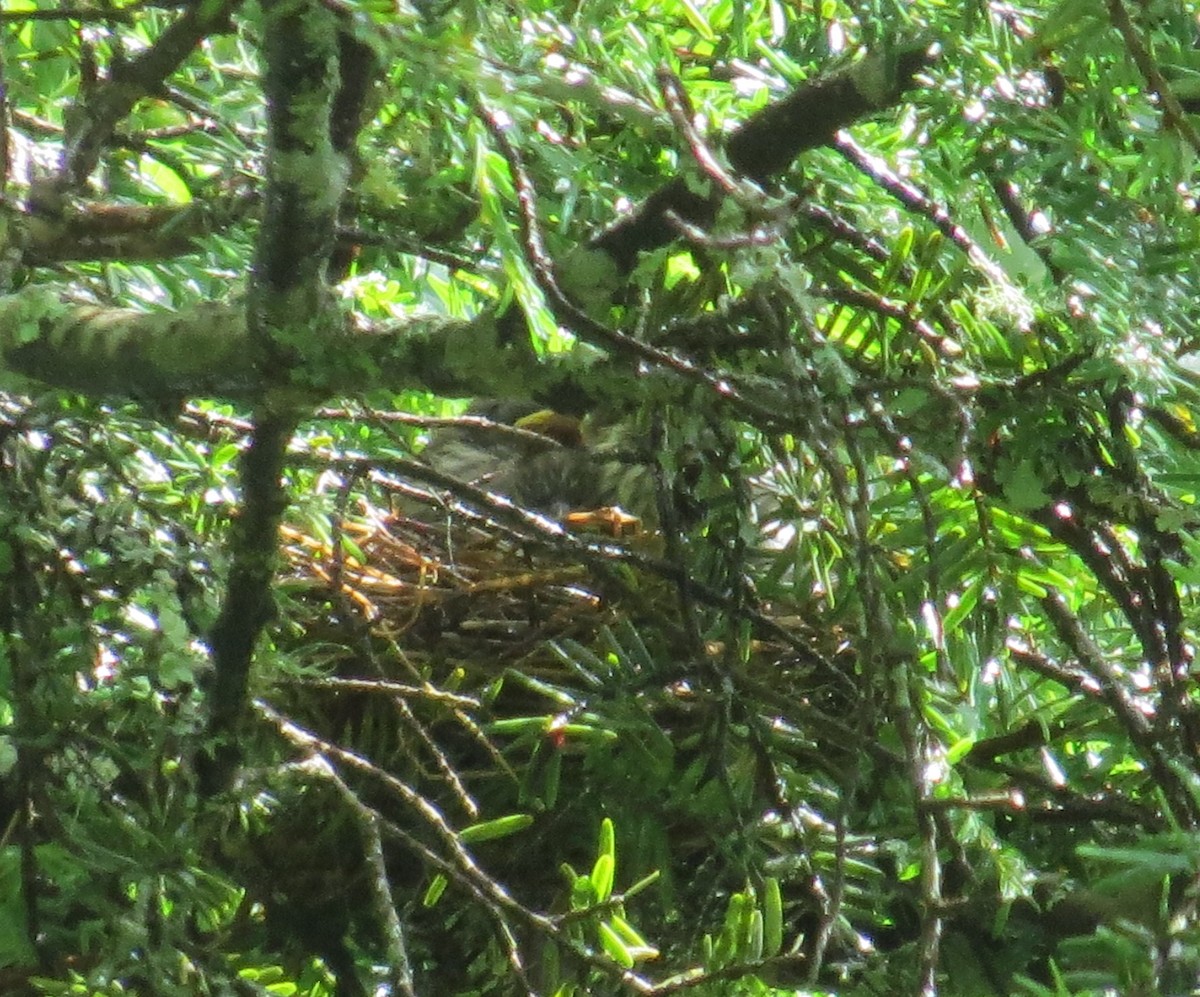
[0,6,135,21]
[285,675,480,708]
[893,659,943,997]
[322,762,418,997]
[835,134,1016,294]
[257,701,660,994]
[656,65,744,199]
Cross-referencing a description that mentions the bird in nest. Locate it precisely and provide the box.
[416,399,649,529]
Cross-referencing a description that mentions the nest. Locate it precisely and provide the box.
[277,486,860,731]
[279,499,648,667]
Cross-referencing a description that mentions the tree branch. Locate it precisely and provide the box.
[199,0,349,794]
[62,0,241,186]
[19,194,256,266]
[589,41,937,274]
[1106,0,1200,157]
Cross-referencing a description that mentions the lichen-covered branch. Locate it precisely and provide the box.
[200,0,350,794]
[0,287,552,403]
[20,195,256,266]
[0,288,256,398]
[4,40,943,416]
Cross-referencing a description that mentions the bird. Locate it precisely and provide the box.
[416,399,607,519]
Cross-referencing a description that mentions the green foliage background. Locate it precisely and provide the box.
[3,0,1200,995]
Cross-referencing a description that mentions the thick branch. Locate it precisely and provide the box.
[0,289,258,399]
[7,41,940,415]
[200,0,348,794]
[200,412,294,793]
[589,41,936,273]
[63,0,241,186]
[0,288,557,403]
[251,14,344,309]
[20,195,256,266]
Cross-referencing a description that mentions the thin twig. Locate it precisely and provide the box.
[286,675,480,708]
[323,763,418,997]
[258,701,660,993]
[1106,0,1200,157]
[835,134,1016,294]
[257,700,554,926]
[656,66,744,199]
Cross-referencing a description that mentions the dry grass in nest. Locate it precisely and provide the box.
[278,500,638,668]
